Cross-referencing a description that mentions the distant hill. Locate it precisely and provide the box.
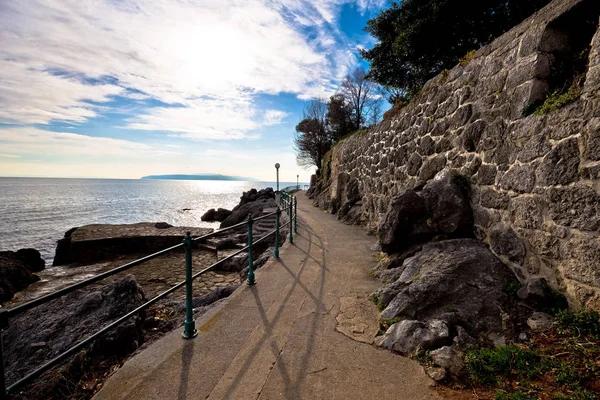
[140,174,253,181]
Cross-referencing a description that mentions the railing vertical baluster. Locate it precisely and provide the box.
[289,198,294,244]
[274,207,281,259]
[247,213,256,285]
[294,197,298,233]
[0,310,7,400]
[182,232,197,339]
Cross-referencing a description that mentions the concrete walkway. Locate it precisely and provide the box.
[94,192,441,400]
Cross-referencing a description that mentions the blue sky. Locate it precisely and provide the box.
[0,0,386,182]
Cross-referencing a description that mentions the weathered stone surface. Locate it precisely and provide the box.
[201,208,232,222]
[536,138,580,186]
[0,250,44,302]
[419,155,447,181]
[430,346,465,376]
[517,277,551,306]
[480,188,510,209]
[4,275,146,394]
[585,118,600,161]
[489,227,526,265]
[510,196,544,229]
[378,173,473,253]
[376,319,449,355]
[527,312,554,331]
[452,326,477,351]
[547,186,600,231]
[375,239,514,335]
[500,165,536,193]
[476,164,497,185]
[53,223,212,266]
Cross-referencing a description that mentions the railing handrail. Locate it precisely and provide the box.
[6,210,278,318]
[0,204,292,397]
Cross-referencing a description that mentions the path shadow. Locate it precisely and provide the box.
[177,339,195,400]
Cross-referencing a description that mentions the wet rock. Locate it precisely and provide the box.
[430,346,465,376]
[376,319,449,356]
[375,239,514,337]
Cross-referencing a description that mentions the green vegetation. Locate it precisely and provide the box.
[540,289,569,315]
[361,0,552,98]
[370,294,387,312]
[459,50,476,66]
[378,317,400,335]
[504,280,523,297]
[465,345,542,385]
[531,80,582,116]
[555,310,600,339]
[374,251,387,261]
[495,391,534,400]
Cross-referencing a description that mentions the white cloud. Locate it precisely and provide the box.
[0,0,382,138]
[0,127,173,158]
[0,153,21,158]
[263,110,288,126]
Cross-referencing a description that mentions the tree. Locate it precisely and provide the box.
[294,100,332,170]
[326,94,353,142]
[340,68,382,131]
[362,0,552,97]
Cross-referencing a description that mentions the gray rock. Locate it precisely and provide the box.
[452,326,477,351]
[0,250,44,302]
[500,165,535,193]
[536,138,580,186]
[201,208,232,222]
[527,312,554,331]
[489,226,526,265]
[517,277,550,305]
[430,346,465,376]
[378,172,473,253]
[425,366,447,382]
[376,319,449,355]
[375,239,514,337]
[3,275,145,395]
[419,155,447,181]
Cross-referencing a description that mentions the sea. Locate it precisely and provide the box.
[0,178,305,264]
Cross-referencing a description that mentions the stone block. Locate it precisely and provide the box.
[500,165,536,193]
[547,186,600,231]
[509,196,544,230]
[489,226,526,265]
[480,187,510,210]
[419,155,447,181]
[536,138,580,186]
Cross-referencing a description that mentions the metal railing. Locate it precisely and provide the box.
[0,198,298,398]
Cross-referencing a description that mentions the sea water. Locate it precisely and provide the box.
[0,178,303,263]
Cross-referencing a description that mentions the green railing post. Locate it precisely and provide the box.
[182,232,197,339]
[247,213,256,285]
[289,198,294,244]
[294,197,298,233]
[274,207,281,259]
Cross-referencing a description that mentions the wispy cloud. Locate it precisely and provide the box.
[0,0,382,140]
[0,153,21,158]
[263,110,288,126]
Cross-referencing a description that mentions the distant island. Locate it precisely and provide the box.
[141,174,253,181]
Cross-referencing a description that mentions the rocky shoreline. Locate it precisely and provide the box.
[0,186,283,399]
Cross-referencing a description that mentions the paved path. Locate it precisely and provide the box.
[94,192,441,400]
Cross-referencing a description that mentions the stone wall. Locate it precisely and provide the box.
[312,0,600,311]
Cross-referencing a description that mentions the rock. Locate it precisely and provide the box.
[376,319,450,356]
[430,346,465,376]
[518,332,528,341]
[53,223,213,266]
[220,198,277,228]
[425,366,447,382]
[3,275,146,396]
[374,239,515,337]
[378,172,473,253]
[489,226,526,265]
[0,250,44,302]
[527,312,554,331]
[176,285,237,313]
[517,277,550,306]
[452,326,477,351]
[219,253,248,272]
[239,247,274,278]
[201,208,232,222]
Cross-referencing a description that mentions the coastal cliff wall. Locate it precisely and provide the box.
[312,0,600,311]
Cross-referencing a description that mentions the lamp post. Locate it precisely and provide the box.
[275,163,280,205]
[297,174,299,191]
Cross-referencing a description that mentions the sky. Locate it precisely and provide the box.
[0,0,387,182]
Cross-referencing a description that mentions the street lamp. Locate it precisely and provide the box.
[275,163,281,205]
[297,174,299,191]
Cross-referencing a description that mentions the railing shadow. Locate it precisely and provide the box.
[176,339,195,400]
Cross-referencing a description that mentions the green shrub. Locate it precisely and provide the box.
[495,391,534,400]
[555,310,600,339]
[555,362,579,387]
[370,294,387,312]
[465,345,541,385]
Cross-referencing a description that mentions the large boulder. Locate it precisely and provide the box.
[0,249,45,302]
[3,275,146,396]
[379,172,474,253]
[376,319,450,355]
[373,239,515,337]
[220,198,277,228]
[201,208,232,222]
